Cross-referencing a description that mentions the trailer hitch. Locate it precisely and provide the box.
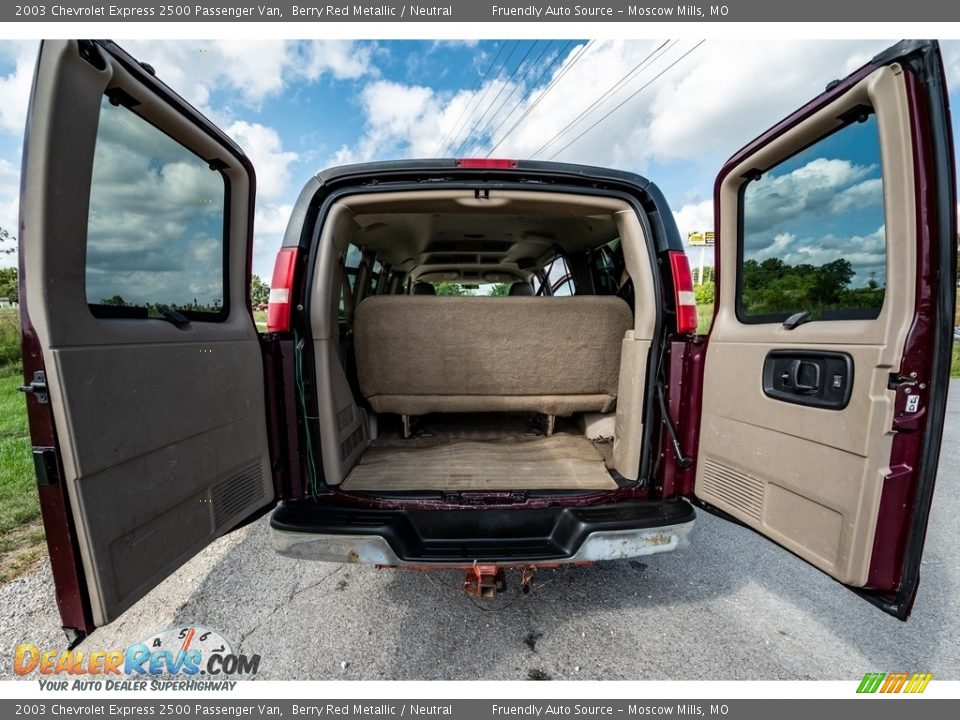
[463,565,507,599]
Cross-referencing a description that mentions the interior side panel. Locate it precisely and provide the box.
[696,65,917,587]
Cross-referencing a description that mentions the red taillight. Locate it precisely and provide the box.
[668,250,698,334]
[455,158,518,168]
[266,247,299,333]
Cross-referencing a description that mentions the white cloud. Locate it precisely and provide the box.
[0,41,39,136]
[0,159,20,269]
[672,198,714,241]
[122,40,376,112]
[226,121,298,199]
[745,157,880,237]
[250,202,295,282]
[331,79,484,165]
[941,40,960,91]
[333,39,894,171]
[255,202,294,237]
[299,41,377,81]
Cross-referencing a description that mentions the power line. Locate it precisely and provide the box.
[529,40,674,160]
[453,40,540,157]
[481,40,574,158]
[433,40,512,157]
[484,40,594,157]
[458,40,554,157]
[441,40,522,156]
[545,40,707,161]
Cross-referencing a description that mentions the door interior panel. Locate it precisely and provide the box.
[697,63,918,588]
[51,342,272,620]
[21,41,272,626]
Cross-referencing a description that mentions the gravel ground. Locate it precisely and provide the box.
[1,390,958,681]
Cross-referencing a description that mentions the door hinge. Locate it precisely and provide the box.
[887,371,920,389]
[18,371,49,404]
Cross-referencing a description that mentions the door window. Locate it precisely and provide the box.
[739,113,886,322]
[85,96,227,320]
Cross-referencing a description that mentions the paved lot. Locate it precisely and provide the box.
[1,389,958,681]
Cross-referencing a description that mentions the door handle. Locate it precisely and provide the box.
[788,359,820,393]
[763,350,853,410]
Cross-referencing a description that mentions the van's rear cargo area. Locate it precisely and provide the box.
[339,414,617,492]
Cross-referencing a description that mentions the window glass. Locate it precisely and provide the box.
[370,260,383,294]
[553,280,574,296]
[538,255,575,296]
[345,244,362,269]
[339,244,362,319]
[591,239,622,295]
[740,114,886,322]
[86,96,227,319]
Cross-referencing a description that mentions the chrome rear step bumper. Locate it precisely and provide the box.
[269,499,695,566]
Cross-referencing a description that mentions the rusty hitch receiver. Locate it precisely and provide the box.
[463,565,539,598]
[464,565,506,598]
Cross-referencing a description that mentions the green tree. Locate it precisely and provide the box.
[741,256,880,317]
[0,227,16,304]
[694,280,715,306]
[0,226,15,256]
[810,258,854,306]
[693,265,715,284]
[434,281,473,296]
[487,283,511,297]
[250,274,270,305]
[0,267,17,304]
[100,295,128,306]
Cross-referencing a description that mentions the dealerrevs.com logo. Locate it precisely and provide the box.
[14,626,260,691]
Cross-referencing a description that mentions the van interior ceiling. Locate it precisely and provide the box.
[304,189,658,494]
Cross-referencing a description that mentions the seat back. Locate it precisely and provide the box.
[354,296,632,416]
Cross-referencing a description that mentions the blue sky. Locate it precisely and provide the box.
[0,39,958,282]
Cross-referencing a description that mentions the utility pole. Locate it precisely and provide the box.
[687,231,715,285]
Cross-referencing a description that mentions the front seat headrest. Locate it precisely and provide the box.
[508,281,535,296]
[412,282,436,295]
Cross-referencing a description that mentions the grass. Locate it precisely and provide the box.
[0,308,22,378]
[253,309,267,331]
[0,308,45,581]
[696,303,714,336]
[0,372,43,581]
[954,294,960,378]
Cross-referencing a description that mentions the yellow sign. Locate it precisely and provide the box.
[688,231,715,247]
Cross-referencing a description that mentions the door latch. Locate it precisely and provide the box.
[17,371,49,404]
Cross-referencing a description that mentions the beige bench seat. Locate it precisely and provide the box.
[354,295,632,416]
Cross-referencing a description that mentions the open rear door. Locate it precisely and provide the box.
[697,40,955,619]
[19,40,274,640]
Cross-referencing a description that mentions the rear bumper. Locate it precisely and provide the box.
[270,499,695,566]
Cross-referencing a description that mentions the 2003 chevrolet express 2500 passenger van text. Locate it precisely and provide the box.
[15,39,956,645]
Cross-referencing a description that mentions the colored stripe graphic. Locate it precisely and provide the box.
[857,672,932,693]
[857,673,886,693]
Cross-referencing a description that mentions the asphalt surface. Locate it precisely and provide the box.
[1,388,959,681]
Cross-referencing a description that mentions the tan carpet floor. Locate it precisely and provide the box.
[341,422,616,491]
